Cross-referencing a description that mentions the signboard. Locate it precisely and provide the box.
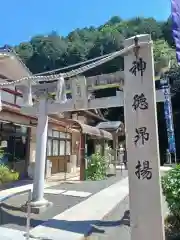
[17,82,57,99]
[31,83,57,97]
[71,75,88,110]
[124,34,165,240]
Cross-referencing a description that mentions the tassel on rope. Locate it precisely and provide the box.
[17,81,33,107]
[26,80,33,106]
[55,75,67,103]
[23,85,33,107]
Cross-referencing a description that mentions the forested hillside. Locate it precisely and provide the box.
[14,16,175,75]
[14,16,180,161]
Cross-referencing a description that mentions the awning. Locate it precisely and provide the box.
[96,121,125,136]
[96,121,124,131]
[26,116,113,140]
[56,118,113,140]
[79,123,113,140]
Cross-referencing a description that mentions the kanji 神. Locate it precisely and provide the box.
[129,58,146,76]
[135,160,152,180]
[132,93,148,111]
[134,127,149,145]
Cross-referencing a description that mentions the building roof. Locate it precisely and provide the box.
[0,47,32,85]
[55,118,113,140]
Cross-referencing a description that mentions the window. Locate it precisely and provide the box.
[59,141,65,155]
[0,123,29,162]
[60,132,66,138]
[47,129,72,157]
[66,141,71,155]
[52,140,59,156]
[66,82,70,90]
[48,129,53,137]
[47,139,52,156]
[52,130,59,138]
[66,133,71,139]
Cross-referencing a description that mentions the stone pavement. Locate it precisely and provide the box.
[86,167,170,240]
[28,167,169,240]
[0,167,170,239]
[29,176,129,240]
[88,195,130,240]
[0,195,168,240]
[0,172,80,201]
[88,195,168,240]
[0,227,33,240]
[0,170,127,233]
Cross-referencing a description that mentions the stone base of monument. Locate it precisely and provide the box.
[163,163,176,168]
[21,201,53,214]
[106,164,116,176]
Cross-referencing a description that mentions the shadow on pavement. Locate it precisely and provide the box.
[89,210,130,235]
[31,210,130,236]
[0,179,33,191]
[0,204,44,228]
[1,202,22,212]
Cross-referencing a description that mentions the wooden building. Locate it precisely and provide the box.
[0,48,112,179]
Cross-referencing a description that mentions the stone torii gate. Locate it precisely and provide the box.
[17,34,165,240]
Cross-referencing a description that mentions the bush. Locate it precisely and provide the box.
[86,152,108,180]
[0,164,19,184]
[162,165,180,220]
[165,214,180,240]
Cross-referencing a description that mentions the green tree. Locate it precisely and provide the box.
[15,16,171,75]
[162,17,175,47]
[14,42,33,63]
[13,15,177,119]
[153,39,176,75]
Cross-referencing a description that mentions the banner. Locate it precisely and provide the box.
[162,84,176,153]
[171,0,180,63]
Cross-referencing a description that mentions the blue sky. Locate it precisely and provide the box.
[0,0,170,46]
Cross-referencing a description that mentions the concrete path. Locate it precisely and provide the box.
[44,188,92,198]
[89,196,168,240]
[29,177,129,240]
[0,227,32,240]
[0,170,127,232]
[89,196,130,240]
[0,167,171,240]
[28,167,171,240]
[0,175,80,202]
[0,166,170,202]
